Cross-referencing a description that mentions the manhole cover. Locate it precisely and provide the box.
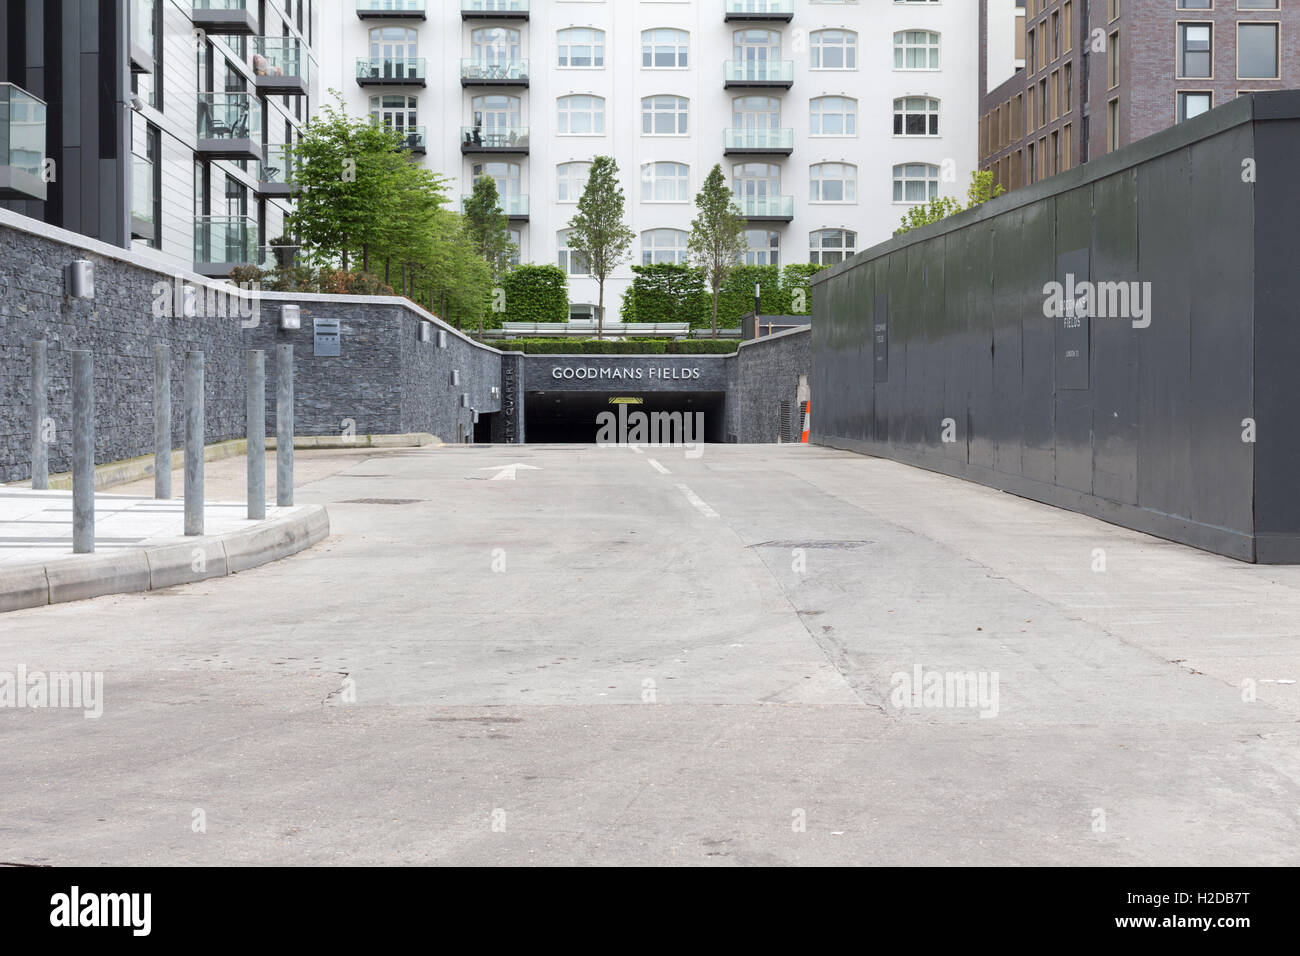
[337,498,424,505]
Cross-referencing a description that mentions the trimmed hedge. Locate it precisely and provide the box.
[493,338,738,355]
[501,265,569,323]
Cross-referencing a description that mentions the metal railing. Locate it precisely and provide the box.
[462,0,529,12]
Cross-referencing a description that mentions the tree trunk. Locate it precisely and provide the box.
[362,244,369,274]
[711,287,720,339]
[597,279,605,341]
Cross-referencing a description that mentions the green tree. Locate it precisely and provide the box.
[688,164,748,338]
[286,96,424,271]
[502,265,570,324]
[895,169,1006,236]
[566,155,634,339]
[619,263,710,327]
[462,175,517,282]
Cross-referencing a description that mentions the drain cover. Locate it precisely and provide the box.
[337,498,424,505]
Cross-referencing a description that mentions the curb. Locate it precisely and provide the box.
[0,504,330,613]
[6,434,439,492]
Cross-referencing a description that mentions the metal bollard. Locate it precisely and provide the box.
[71,350,94,554]
[276,344,294,507]
[30,341,48,490]
[184,351,204,536]
[246,350,266,520]
[154,343,171,499]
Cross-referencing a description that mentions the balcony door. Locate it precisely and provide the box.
[733,162,780,205]
[471,94,521,142]
[472,27,520,65]
[734,29,779,78]
[371,94,418,135]
[733,95,779,130]
[369,27,417,79]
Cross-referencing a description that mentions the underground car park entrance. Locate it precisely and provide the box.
[521,355,730,444]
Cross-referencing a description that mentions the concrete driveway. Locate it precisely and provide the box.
[0,444,1297,865]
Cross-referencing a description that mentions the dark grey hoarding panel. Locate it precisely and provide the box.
[811,92,1300,562]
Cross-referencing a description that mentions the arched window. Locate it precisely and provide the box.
[809,229,857,266]
[810,30,857,70]
[642,29,689,69]
[732,163,780,216]
[893,163,940,202]
[641,162,689,202]
[809,163,857,203]
[557,95,605,134]
[810,96,857,135]
[893,97,940,136]
[507,228,522,268]
[641,228,690,265]
[894,30,940,70]
[557,161,592,202]
[557,229,590,276]
[557,28,605,68]
[471,27,520,64]
[743,229,780,267]
[642,95,689,135]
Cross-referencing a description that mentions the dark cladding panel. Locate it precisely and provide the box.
[965,219,997,472]
[1018,198,1056,485]
[1252,116,1300,560]
[1186,122,1255,536]
[1135,146,1194,522]
[990,206,1024,477]
[1054,189,1093,495]
[1090,169,1140,505]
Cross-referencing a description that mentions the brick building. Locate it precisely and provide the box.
[979,0,1300,194]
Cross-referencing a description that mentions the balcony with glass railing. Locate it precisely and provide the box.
[723,0,794,22]
[256,144,295,197]
[724,127,794,154]
[130,0,156,72]
[735,195,794,220]
[0,83,48,201]
[459,126,529,152]
[356,0,427,18]
[723,60,794,87]
[460,58,529,86]
[253,37,309,95]
[131,154,156,239]
[194,216,259,276]
[196,92,262,160]
[394,125,427,153]
[461,193,529,219]
[192,0,257,35]
[355,57,427,86]
[461,0,529,19]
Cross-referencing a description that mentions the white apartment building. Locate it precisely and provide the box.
[323,0,979,316]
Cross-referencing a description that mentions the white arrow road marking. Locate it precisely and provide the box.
[675,483,718,518]
[646,458,670,475]
[480,463,542,481]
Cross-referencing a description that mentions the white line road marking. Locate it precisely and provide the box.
[675,483,718,518]
[647,458,670,475]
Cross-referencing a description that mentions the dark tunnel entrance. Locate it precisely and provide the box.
[524,391,726,444]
